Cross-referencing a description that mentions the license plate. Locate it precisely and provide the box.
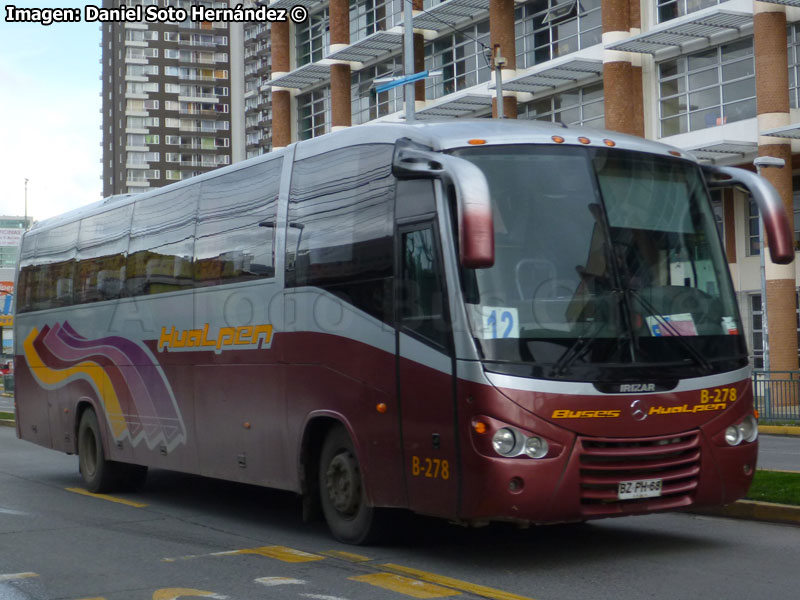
[618,478,663,500]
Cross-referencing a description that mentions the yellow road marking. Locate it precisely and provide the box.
[321,550,372,563]
[381,564,536,600]
[235,546,325,563]
[65,487,148,508]
[151,589,226,600]
[350,573,460,599]
[0,573,38,582]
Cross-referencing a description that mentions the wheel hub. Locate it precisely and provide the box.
[325,451,361,516]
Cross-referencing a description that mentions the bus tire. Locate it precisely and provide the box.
[319,425,381,545]
[77,408,121,493]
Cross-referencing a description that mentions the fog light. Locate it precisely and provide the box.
[524,436,549,459]
[725,425,743,446]
[492,428,516,456]
[738,414,758,443]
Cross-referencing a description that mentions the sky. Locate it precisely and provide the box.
[0,1,102,222]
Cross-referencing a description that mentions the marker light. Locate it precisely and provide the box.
[603,139,616,147]
[468,139,487,145]
[473,421,487,434]
[578,136,591,144]
[524,436,549,459]
[552,135,565,144]
[668,150,682,157]
[492,428,517,456]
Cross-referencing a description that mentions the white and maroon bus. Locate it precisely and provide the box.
[13,120,793,543]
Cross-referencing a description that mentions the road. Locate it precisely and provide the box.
[2,427,800,600]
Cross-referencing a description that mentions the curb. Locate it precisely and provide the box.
[760,425,800,436]
[694,499,800,527]
[0,419,14,428]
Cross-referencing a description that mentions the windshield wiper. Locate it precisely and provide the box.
[626,288,714,373]
[549,320,607,378]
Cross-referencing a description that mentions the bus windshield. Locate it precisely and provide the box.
[453,144,747,382]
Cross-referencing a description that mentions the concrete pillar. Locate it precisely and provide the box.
[755,2,798,375]
[414,0,425,103]
[490,0,517,118]
[329,0,351,129]
[602,0,638,135]
[270,20,291,148]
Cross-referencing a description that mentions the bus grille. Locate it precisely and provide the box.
[578,431,701,517]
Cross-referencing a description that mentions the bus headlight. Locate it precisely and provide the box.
[492,428,517,456]
[724,425,743,446]
[724,415,759,446]
[524,436,549,459]
[738,414,758,443]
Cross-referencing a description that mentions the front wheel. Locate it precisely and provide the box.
[318,425,382,545]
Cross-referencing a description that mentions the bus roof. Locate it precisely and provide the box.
[28,120,694,235]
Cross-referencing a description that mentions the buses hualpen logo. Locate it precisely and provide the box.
[23,321,186,452]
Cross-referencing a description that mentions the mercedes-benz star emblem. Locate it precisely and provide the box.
[630,399,649,421]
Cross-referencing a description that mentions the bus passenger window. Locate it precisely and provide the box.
[126,185,198,296]
[74,204,133,304]
[286,144,395,323]
[194,158,281,287]
[400,227,448,347]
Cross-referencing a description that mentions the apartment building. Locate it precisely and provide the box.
[101,0,233,196]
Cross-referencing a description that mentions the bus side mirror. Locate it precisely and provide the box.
[393,139,494,268]
[702,164,794,265]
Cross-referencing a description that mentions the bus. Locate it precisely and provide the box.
[13,120,793,544]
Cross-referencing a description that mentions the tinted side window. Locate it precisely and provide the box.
[195,158,282,287]
[126,185,198,297]
[287,144,395,322]
[18,222,80,311]
[75,204,134,303]
[17,233,38,314]
[400,226,448,347]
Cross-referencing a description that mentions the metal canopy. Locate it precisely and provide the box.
[762,123,800,139]
[412,0,490,32]
[268,0,320,9]
[606,8,751,56]
[266,63,330,90]
[685,140,757,163]
[494,58,603,94]
[415,94,493,119]
[327,31,403,63]
[758,0,800,6]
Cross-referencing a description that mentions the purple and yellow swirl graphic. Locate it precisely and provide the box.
[24,322,186,452]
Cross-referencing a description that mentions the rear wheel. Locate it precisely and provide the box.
[319,425,382,545]
[78,408,124,493]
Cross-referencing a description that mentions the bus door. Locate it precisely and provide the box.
[396,181,459,518]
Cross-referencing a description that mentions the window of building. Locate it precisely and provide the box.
[349,0,402,43]
[750,293,800,369]
[296,7,329,67]
[657,0,722,24]
[519,81,603,127]
[658,37,755,137]
[514,0,601,70]
[788,24,800,109]
[425,20,491,100]
[351,56,404,124]
[297,87,330,140]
